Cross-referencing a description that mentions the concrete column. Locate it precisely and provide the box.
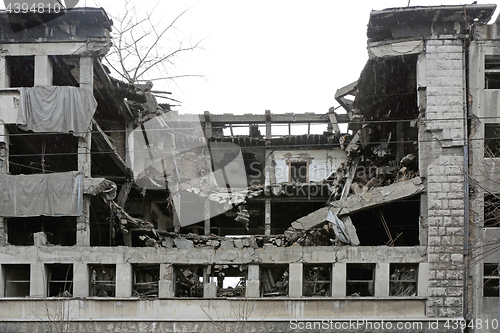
[417,263,429,297]
[115,263,132,297]
[264,150,276,186]
[203,266,217,298]
[0,125,8,246]
[30,262,46,297]
[0,265,4,297]
[331,263,346,298]
[0,56,10,88]
[34,55,52,86]
[246,265,259,297]
[204,200,210,236]
[374,263,390,297]
[159,264,174,299]
[76,197,90,246]
[289,263,303,298]
[79,56,93,90]
[264,199,271,236]
[73,263,89,297]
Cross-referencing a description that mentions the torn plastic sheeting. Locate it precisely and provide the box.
[326,210,350,244]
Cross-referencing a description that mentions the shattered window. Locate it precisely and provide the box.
[133,264,160,298]
[289,161,308,183]
[485,56,500,89]
[260,265,289,297]
[46,264,73,297]
[484,264,499,297]
[90,264,116,297]
[389,264,418,297]
[484,194,500,227]
[174,265,204,298]
[346,263,375,297]
[485,124,500,157]
[3,264,30,297]
[212,265,246,297]
[303,264,331,297]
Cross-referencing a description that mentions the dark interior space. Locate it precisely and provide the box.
[389,263,418,296]
[133,264,159,298]
[175,265,203,298]
[271,201,325,235]
[51,55,79,87]
[485,56,500,89]
[3,264,30,297]
[303,264,331,297]
[7,56,34,87]
[483,264,499,297]
[484,194,500,227]
[90,196,124,246]
[8,127,78,175]
[350,196,420,246]
[7,216,76,246]
[484,124,500,157]
[47,263,73,297]
[261,265,289,297]
[346,263,375,297]
[90,264,116,297]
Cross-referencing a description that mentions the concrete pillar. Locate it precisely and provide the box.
[0,125,8,246]
[159,264,174,299]
[374,263,390,297]
[204,200,211,236]
[34,55,52,86]
[79,56,93,90]
[0,56,10,88]
[0,265,4,297]
[264,150,276,186]
[73,263,89,297]
[264,199,271,236]
[417,263,429,297]
[76,197,90,246]
[115,263,132,297]
[203,266,217,298]
[246,265,259,297]
[30,262,46,297]
[331,263,346,298]
[289,263,303,298]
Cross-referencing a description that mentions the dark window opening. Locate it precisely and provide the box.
[289,162,308,183]
[7,56,34,87]
[347,263,375,297]
[271,201,325,235]
[90,264,115,297]
[350,197,420,246]
[484,264,499,297]
[8,128,78,175]
[51,55,79,87]
[3,264,30,297]
[389,263,418,296]
[303,264,331,297]
[199,201,264,236]
[212,265,246,297]
[485,56,500,89]
[46,264,73,297]
[133,264,159,298]
[261,265,288,297]
[243,151,264,186]
[485,124,500,158]
[90,197,124,247]
[484,194,500,227]
[174,265,203,298]
[7,216,76,246]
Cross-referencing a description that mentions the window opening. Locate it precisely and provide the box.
[389,263,417,296]
[47,264,73,297]
[90,264,116,297]
[261,265,288,297]
[289,161,308,183]
[303,264,331,297]
[346,263,375,297]
[132,264,159,298]
[174,265,203,298]
[3,264,30,297]
[484,264,499,297]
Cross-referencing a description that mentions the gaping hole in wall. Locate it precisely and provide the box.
[213,265,247,297]
[350,196,420,246]
[2,264,30,297]
[243,151,264,186]
[174,265,203,298]
[271,201,326,235]
[7,56,34,87]
[389,263,418,296]
[485,56,500,89]
[483,264,499,297]
[261,265,289,297]
[90,264,116,297]
[46,264,73,297]
[289,161,308,183]
[346,263,375,297]
[90,196,124,247]
[8,128,78,175]
[51,56,79,87]
[484,124,500,157]
[484,194,500,227]
[303,264,331,297]
[7,217,76,246]
[132,264,159,298]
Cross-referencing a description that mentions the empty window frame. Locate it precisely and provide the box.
[485,124,500,157]
[133,264,160,298]
[7,56,34,87]
[51,55,79,87]
[484,264,499,297]
[346,263,375,297]
[46,264,73,297]
[289,161,308,183]
[6,217,76,246]
[484,194,500,227]
[303,264,331,297]
[389,263,418,296]
[3,264,30,297]
[89,264,115,297]
[261,265,289,297]
[485,56,500,89]
[212,265,246,297]
[174,265,204,298]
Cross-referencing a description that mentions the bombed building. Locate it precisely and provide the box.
[0,3,499,333]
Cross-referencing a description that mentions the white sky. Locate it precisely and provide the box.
[12,1,500,116]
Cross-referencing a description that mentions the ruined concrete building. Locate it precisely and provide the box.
[1,3,500,333]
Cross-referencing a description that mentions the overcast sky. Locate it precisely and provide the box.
[24,1,500,115]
